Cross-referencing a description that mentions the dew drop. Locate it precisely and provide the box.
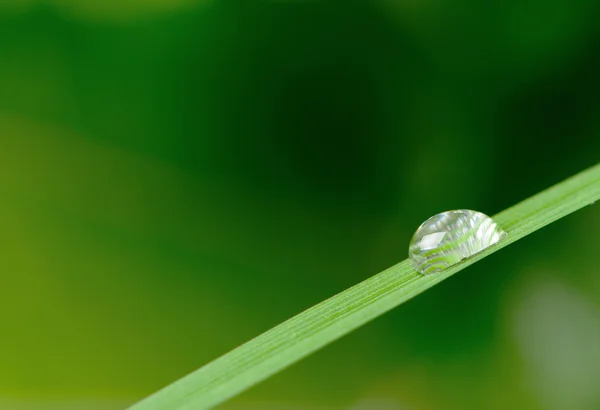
[409,209,506,275]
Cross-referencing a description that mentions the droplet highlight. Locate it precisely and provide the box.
[409,209,506,275]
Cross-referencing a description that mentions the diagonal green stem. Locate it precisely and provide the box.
[129,163,600,410]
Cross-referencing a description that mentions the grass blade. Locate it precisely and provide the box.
[129,163,600,410]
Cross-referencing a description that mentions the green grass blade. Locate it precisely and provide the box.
[129,163,600,410]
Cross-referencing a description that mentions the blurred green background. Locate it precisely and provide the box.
[1,1,599,409]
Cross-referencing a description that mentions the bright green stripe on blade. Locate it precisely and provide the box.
[128,163,600,410]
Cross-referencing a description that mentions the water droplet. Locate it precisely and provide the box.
[409,209,506,275]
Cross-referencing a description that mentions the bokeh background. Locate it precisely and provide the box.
[1,1,599,409]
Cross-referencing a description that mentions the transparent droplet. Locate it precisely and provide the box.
[409,209,506,275]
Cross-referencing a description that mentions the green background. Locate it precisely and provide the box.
[1,1,599,409]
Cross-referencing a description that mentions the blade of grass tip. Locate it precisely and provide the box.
[129,163,600,410]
